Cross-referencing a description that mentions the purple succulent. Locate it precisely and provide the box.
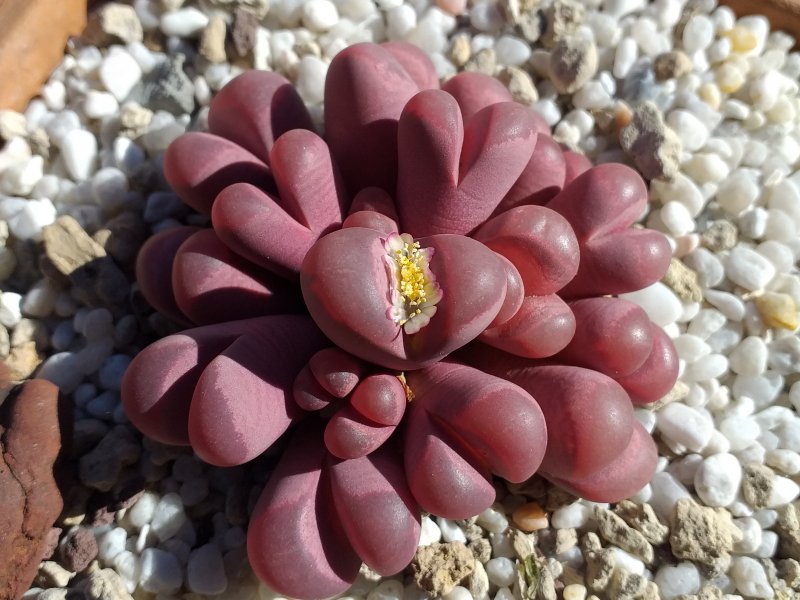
[122,42,678,599]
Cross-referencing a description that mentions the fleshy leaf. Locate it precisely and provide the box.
[248,424,361,599]
[172,229,302,325]
[397,91,538,236]
[188,316,329,466]
[329,446,421,575]
[207,70,314,164]
[163,132,275,215]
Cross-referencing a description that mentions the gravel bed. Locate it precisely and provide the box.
[2,0,800,598]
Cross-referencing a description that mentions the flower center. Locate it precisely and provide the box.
[383,233,443,335]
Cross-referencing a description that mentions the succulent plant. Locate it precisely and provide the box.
[122,42,678,599]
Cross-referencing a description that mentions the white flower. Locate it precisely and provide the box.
[383,233,442,334]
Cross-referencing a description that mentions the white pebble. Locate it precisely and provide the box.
[112,550,140,593]
[476,506,508,534]
[731,556,773,598]
[572,81,612,110]
[650,472,692,519]
[485,557,516,588]
[386,4,416,39]
[757,240,795,273]
[551,502,591,529]
[768,475,800,507]
[83,91,119,119]
[613,37,638,79]
[187,543,227,595]
[716,170,760,215]
[296,56,327,105]
[618,282,682,327]
[655,562,701,599]
[302,0,339,32]
[688,309,727,339]
[728,336,768,376]
[683,15,714,53]
[693,453,742,507]
[704,290,745,321]
[140,548,183,594]
[733,517,763,554]
[725,246,776,290]
[766,449,800,475]
[667,110,709,152]
[36,352,83,393]
[418,515,441,546]
[160,7,209,37]
[150,492,187,541]
[652,173,705,217]
[682,353,728,383]
[61,129,98,181]
[437,518,467,543]
[672,334,711,363]
[660,201,694,236]
[98,527,127,563]
[719,416,761,452]
[1,155,43,196]
[657,403,713,453]
[684,153,731,184]
[99,50,142,102]
[494,35,530,66]
[752,530,778,558]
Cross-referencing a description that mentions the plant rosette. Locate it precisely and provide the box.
[122,42,678,599]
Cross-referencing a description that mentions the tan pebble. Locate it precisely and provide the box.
[726,25,758,53]
[755,292,798,330]
[512,502,549,531]
[614,101,633,132]
[698,82,721,110]
[448,33,471,67]
[4,340,41,381]
[563,583,587,600]
[653,50,692,81]
[716,62,745,94]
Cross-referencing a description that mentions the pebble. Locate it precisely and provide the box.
[694,453,742,507]
[485,558,516,588]
[97,527,127,563]
[511,502,548,531]
[60,129,97,181]
[619,282,682,327]
[682,15,715,53]
[725,246,776,290]
[730,556,773,598]
[150,493,187,541]
[654,562,700,599]
[657,402,714,453]
[303,0,339,32]
[1,155,43,196]
[704,289,746,321]
[296,56,327,104]
[437,518,467,543]
[494,35,530,66]
[187,543,227,595]
[666,109,708,152]
[83,91,119,120]
[767,475,800,507]
[755,292,798,330]
[99,49,143,102]
[140,548,183,594]
[549,35,598,94]
[551,502,591,529]
[160,7,209,37]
